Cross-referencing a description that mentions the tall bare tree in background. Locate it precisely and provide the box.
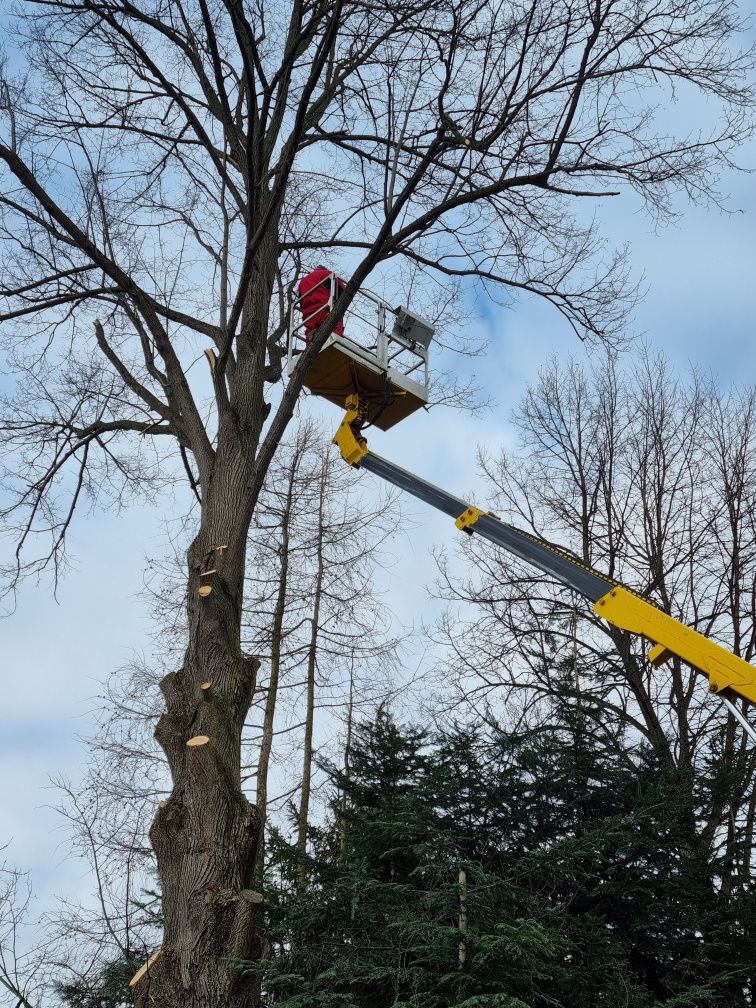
[0,0,753,1002]
[435,349,756,893]
[245,420,404,878]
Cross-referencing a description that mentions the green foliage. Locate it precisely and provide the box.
[248,698,756,1007]
[55,956,140,1008]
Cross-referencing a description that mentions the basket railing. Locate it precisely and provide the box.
[287,278,429,392]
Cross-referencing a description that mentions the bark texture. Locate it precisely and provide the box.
[133,532,264,1004]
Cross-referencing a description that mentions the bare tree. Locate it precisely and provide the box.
[0,851,113,1008]
[248,430,310,880]
[244,420,405,879]
[434,348,756,893]
[0,659,166,1007]
[0,857,47,1008]
[0,1,753,1003]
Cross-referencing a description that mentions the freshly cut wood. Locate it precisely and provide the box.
[203,347,217,376]
[200,681,212,692]
[186,735,210,747]
[198,585,213,597]
[129,949,162,988]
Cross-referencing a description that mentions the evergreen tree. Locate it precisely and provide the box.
[492,677,756,1006]
[55,957,140,1008]
[257,711,566,1007]
[250,698,756,1007]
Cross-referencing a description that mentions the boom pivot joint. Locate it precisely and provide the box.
[333,394,369,466]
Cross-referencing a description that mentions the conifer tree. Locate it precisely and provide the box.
[255,697,756,1008]
[257,711,566,1008]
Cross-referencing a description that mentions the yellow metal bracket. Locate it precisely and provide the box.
[648,643,673,669]
[595,586,756,704]
[455,506,485,532]
[332,394,369,466]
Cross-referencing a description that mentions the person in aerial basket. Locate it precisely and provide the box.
[298,265,346,342]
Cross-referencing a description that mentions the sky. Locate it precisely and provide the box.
[1,0,756,962]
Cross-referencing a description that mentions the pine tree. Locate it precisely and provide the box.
[493,676,756,1006]
[249,696,756,1007]
[256,711,564,1007]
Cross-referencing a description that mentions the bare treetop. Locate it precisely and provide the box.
[2,0,752,349]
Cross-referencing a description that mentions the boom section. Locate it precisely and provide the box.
[360,452,614,603]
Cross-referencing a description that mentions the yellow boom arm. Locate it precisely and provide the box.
[595,587,756,704]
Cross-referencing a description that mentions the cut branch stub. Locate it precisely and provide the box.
[129,949,163,988]
[204,347,218,376]
[186,734,211,747]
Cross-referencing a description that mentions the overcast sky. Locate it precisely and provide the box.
[2,5,756,939]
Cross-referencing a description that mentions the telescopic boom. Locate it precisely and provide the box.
[333,396,756,712]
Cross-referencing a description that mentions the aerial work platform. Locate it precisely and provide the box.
[287,276,434,431]
[283,267,756,740]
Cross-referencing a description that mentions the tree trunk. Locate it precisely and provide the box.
[457,868,467,971]
[132,362,272,1005]
[255,450,300,879]
[338,660,355,861]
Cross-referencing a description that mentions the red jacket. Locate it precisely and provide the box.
[298,268,345,339]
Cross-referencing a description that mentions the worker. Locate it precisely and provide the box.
[298,266,346,341]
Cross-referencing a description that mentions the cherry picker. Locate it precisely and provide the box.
[287,280,756,742]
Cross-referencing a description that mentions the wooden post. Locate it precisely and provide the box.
[458,868,467,971]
